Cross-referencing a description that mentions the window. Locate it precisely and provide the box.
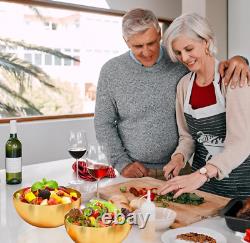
[24,53,32,62]
[45,54,52,65]
[34,53,42,66]
[0,1,170,120]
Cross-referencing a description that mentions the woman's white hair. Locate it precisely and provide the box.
[163,13,217,62]
[122,8,161,41]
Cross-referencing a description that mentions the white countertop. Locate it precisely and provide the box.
[0,159,242,243]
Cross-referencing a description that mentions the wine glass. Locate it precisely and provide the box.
[86,144,110,198]
[68,130,88,186]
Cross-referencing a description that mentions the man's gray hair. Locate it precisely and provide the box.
[122,8,161,40]
[163,13,217,62]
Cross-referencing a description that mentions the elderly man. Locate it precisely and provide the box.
[94,8,250,178]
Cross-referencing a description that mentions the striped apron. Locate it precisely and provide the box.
[183,62,250,199]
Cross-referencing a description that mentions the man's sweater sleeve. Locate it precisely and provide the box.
[207,84,250,179]
[171,75,195,163]
[94,66,132,173]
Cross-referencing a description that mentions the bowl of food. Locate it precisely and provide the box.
[155,207,176,231]
[13,178,81,228]
[134,207,176,231]
[64,199,131,243]
[221,198,250,232]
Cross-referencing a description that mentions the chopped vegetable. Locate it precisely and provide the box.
[66,199,124,227]
[24,191,36,203]
[120,186,127,193]
[155,192,204,205]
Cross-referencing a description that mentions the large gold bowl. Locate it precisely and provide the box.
[64,214,131,243]
[13,188,81,228]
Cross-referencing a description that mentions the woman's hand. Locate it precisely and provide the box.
[163,153,185,180]
[158,172,207,198]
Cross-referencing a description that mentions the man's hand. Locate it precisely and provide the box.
[121,161,149,178]
[163,153,184,180]
[219,56,250,88]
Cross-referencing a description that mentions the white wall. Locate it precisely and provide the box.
[206,0,228,61]
[182,0,227,60]
[106,0,182,19]
[0,117,96,169]
[182,0,206,17]
[228,0,250,61]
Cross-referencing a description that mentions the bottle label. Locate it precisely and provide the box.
[6,157,22,173]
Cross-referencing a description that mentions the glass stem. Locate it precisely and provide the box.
[76,158,79,181]
[96,179,100,198]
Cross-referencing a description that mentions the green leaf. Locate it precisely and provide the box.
[31,181,44,192]
[31,178,59,191]
[45,180,58,189]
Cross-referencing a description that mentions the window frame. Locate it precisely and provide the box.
[1,0,172,124]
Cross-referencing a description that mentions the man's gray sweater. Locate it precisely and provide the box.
[94,49,187,172]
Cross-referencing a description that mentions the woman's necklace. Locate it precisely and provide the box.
[196,73,214,87]
[196,58,215,87]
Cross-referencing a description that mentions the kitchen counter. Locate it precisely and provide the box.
[0,159,242,243]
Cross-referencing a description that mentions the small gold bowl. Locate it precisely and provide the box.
[64,214,131,243]
[13,188,81,228]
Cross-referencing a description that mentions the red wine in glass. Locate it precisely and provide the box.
[68,131,88,186]
[87,163,109,179]
[86,144,111,198]
[68,147,87,159]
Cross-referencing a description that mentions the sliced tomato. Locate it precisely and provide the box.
[139,188,147,196]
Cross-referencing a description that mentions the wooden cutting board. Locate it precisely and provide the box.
[99,177,230,228]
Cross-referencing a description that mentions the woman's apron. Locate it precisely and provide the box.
[183,62,250,199]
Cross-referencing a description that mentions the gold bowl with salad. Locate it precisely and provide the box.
[13,178,81,228]
[64,199,131,243]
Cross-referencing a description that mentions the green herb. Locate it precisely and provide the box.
[119,186,127,193]
[31,181,44,191]
[31,178,59,192]
[45,180,58,189]
[155,192,204,206]
[83,208,93,217]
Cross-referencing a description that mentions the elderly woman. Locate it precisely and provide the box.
[158,13,250,199]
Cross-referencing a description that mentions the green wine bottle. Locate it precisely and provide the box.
[5,120,22,184]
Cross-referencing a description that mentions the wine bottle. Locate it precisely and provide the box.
[5,120,22,184]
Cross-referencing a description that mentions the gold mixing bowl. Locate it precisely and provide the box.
[64,214,131,243]
[13,188,81,228]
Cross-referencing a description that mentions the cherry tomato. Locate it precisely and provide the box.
[92,210,100,218]
[150,193,156,201]
[244,229,250,243]
[244,234,250,243]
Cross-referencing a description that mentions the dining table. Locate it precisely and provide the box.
[0,158,244,243]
